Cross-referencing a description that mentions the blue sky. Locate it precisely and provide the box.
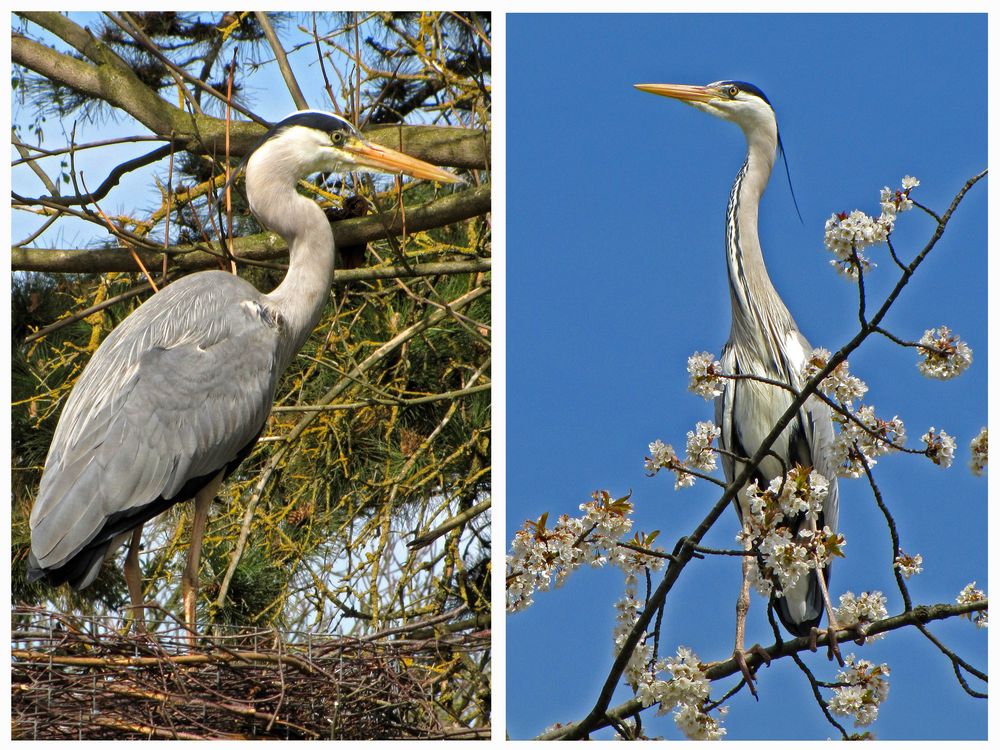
[506,13,987,740]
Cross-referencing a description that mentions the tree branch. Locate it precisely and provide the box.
[540,600,987,740]
[24,144,177,207]
[536,171,986,740]
[255,11,309,110]
[212,284,490,613]
[20,260,491,344]
[12,184,490,274]
[13,14,490,168]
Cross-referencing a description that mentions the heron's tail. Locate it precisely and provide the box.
[773,565,829,637]
[27,545,108,590]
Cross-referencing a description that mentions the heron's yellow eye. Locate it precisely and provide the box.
[331,131,345,145]
[728,85,739,98]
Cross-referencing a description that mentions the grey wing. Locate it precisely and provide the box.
[775,331,840,633]
[786,330,839,534]
[29,272,285,585]
[799,378,840,536]
[715,343,738,487]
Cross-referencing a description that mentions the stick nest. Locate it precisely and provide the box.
[12,607,489,740]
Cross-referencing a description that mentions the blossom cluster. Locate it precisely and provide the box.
[801,348,868,405]
[893,551,923,579]
[831,405,906,478]
[828,655,891,727]
[634,647,726,740]
[917,326,973,380]
[687,352,724,400]
[823,210,886,277]
[956,582,988,629]
[921,427,957,468]
[835,590,888,642]
[644,422,721,491]
[823,175,919,278]
[506,490,648,612]
[969,427,988,476]
[686,422,721,473]
[614,591,651,689]
[613,526,672,687]
[737,466,843,598]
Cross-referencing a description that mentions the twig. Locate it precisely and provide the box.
[789,651,849,739]
[256,12,309,109]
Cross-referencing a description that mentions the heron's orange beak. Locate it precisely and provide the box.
[634,83,720,104]
[344,138,462,184]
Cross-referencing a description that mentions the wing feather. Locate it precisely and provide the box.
[717,324,840,635]
[30,271,284,578]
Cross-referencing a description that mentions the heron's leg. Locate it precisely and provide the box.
[732,552,770,697]
[125,525,145,633]
[811,558,846,667]
[806,518,847,667]
[734,552,751,653]
[182,480,219,646]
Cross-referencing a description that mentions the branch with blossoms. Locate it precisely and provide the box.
[536,597,987,740]
[507,170,987,740]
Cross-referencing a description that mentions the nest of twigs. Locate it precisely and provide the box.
[12,606,489,740]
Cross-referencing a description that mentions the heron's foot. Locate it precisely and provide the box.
[732,644,770,699]
[809,624,846,666]
[748,642,772,667]
[851,622,868,646]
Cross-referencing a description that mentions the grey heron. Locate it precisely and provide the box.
[634,81,843,688]
[27,110,460,637]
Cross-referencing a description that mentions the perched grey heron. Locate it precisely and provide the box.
[635,81,842,688]
[27,110,460,637]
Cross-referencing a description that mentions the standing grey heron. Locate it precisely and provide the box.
[27,110,460,637]
[634,81,842,687]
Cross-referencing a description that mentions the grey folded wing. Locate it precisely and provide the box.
[29,273,284,585]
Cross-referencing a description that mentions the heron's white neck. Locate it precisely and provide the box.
[725,122,796,360]
[245,152,335,368]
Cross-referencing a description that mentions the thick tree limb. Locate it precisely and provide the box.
[13,16,194,138]
[21,260,491,344]
[13,13,490,168]
[539,600,988,740]
[12,184,490,274]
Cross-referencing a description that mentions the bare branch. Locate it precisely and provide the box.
[255,12,309,109]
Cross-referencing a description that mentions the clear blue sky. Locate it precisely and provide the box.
[506,13,987,740]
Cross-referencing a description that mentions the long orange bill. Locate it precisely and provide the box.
[345,138,463,183]
[634,83,719,104]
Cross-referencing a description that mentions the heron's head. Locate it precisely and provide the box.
[634,80,777,141]
[247,110,461,184]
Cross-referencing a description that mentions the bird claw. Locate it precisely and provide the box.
[734,644,769,700]
[748,643,772,667]
[852,622,868,646]
[734,649,758,699]
[816,624,845,666]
